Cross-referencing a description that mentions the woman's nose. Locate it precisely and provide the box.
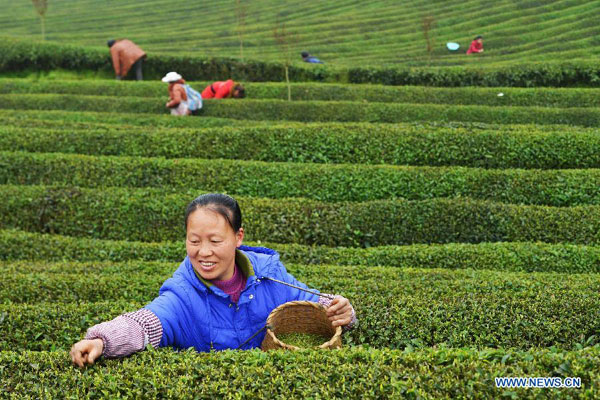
[198,243,213,256]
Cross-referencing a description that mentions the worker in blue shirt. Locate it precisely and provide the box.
[301,51,324,64]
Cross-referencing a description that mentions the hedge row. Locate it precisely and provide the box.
[347,61,600,87]
[0,37,338,83]
[0,109,252,130]
[3,185,600,247]
[3,78,600,107]
[7,151,600,206]
[2,348,597,398]
[2,263,600,350]
[2,38,600,87]
[0,108,573,132]
[4,123,600,169]
[5,229,600,273]
[3,94,600,126]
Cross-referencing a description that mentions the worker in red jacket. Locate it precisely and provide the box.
[107,39,146,80]
[201,80,245,99]
[466,36,484,55]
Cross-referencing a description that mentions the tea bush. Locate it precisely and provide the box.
[4,122,600,169]
[1,262,599,350]
[4,229,600,273]
[3,94,600,126]
[3,185,600,247]
[1,347,598,398]
[6,151,600,206]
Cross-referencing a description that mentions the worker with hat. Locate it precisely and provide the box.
[162,72,190,116]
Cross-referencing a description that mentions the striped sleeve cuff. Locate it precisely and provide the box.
[85,309,162,358]
[123,309,162,349]
[318,294,358,331]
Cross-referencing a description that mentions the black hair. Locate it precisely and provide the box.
[233,84,246,98]
[474,35,482,40]
[184,193,242,232]
[107,39,116,48]
[301,51,310,58]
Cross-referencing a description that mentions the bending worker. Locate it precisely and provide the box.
[301,51,324,64]
[162,72,190,116]
[201,80,245,99]
[107,39,147,80]
[466,35,484,55]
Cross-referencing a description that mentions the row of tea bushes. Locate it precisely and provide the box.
[4,185,600,247]
[0,37,336,83]
[3,122,600,169]
[3,94,600,126]
[0,109,253,130]
[4,229,600,273]
[3,229,600,273]
[3,78,600,108]
[2,37,600,86]
[6,150,600,206]
[1,263,599,349]
[2,347,597,398]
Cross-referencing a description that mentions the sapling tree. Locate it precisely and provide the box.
[422,16,435,65]
[273,21,296,101]
[31,0,48,41]
[235,0,248,62]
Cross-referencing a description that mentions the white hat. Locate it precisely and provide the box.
[161,72,182,83]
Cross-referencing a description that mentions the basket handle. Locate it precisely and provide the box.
[259,276,335,300]
[236,324,273,350]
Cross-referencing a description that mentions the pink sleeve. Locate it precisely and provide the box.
[85,308,162,358]
[318,294,357,330]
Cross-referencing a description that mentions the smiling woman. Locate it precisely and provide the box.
[185,194,244,282]
[70,193,356,368]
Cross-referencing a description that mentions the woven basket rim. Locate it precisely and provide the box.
[265,300,342,350]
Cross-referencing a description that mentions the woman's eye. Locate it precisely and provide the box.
[211,240,222,244]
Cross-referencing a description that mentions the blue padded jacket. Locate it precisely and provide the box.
[145,245,319,352]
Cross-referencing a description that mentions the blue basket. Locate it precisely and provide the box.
[446,42,460,51]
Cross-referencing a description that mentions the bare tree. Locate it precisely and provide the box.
[31,0,48,41]
[235,0,248,62]
[273,21,296,101]
[422,16,435,65]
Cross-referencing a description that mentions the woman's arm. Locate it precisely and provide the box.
[70,308,163,367]
[166,85,183,108]
[271,256,357,329]
[84,309,163,357]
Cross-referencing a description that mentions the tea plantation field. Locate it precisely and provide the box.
[1,0,599,67]
[1,75,600,398]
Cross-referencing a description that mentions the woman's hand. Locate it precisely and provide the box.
[325,296,353,327]
[70,338,104,368]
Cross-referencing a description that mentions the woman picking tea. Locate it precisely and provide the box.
[70,193,356,367]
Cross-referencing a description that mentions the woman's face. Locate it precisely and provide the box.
[186,207,244,281]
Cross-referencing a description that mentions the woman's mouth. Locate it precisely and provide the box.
[199,261,217,271]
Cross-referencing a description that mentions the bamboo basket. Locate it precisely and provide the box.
[261,300,342,350]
